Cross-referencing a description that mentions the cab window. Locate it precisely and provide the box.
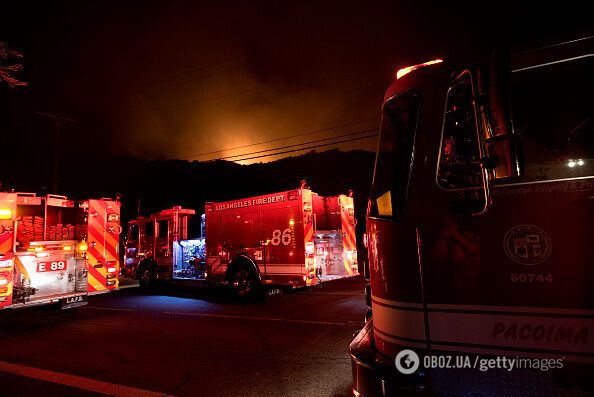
[511,56,593,181]
[157,220,168,238]
[437,75,483,189]
[369,93,420,220]
[145,221,154,237]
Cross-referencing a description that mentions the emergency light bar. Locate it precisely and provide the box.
[396,59,443,79]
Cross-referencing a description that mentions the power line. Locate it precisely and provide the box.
[217,128,378,161]
[220,133,379,163]
[179,116,378,160]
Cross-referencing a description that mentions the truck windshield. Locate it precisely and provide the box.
[511,55,593,182]
[369,93,420,220]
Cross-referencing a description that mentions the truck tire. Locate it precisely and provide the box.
[137,261,156,290]
[230,266,260,299]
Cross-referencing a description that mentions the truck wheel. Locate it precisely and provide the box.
[138,263,156,290]
[231,267,259,299]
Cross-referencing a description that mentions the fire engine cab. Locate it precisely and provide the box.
[204,186,358,296]
[350,37,593,396]
[0,192,121,309]
[123,206,206,288]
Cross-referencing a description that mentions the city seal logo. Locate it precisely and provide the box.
[395,349,420,375]
[504,224,551,266]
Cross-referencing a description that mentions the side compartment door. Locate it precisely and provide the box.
[261,207,301,279]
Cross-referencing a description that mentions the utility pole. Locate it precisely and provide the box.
[35,112,76,194]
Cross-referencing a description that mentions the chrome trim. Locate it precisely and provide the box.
[512,54,593,73]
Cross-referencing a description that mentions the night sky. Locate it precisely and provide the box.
[1,1,591,163]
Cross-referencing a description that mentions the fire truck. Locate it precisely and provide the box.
[350,37,593,396]
[204,186,358,296]
[123,185,358,296]
[0,192,121,310]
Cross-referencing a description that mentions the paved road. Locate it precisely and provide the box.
[0,277,367,396]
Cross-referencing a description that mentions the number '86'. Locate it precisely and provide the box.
[271,229,292,246]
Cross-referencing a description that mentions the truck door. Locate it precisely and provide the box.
[418,48,594,388]
[124,221,140,276]
[154,216,172,278]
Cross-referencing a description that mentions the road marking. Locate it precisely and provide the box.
[0,360,172,397]
[84,306,362,326]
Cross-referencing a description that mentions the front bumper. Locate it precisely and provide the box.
[349,319,425,397]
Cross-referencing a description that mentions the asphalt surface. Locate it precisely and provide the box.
[0,276,367,397]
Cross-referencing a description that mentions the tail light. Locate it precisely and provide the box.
[0,271,9,294]
[305,242,315,255]
[106,261,118,279]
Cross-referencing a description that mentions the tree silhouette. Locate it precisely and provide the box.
[0,41,27,87]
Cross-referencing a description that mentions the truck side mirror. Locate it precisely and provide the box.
[478,54,522,180]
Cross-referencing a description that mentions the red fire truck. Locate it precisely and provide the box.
[204,186,358,296]
[123,186,358,296]
[350,37,593,396]
[0,192,121,309]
